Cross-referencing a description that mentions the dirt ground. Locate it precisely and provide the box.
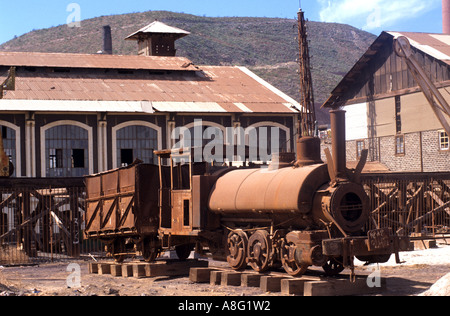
[0,245,449,297]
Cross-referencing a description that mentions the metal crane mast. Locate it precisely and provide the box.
[297,9,316,137]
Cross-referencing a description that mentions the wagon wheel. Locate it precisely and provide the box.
[227,229,248,271]
[112,239,126,263]
[175,244,193,261]
[113,255,126,263]
[247,230,271,273]
[142,237,161,263]
[280,238,308,277]
[322,257,345,276]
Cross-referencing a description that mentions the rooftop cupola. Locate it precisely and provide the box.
[125,21,190,57]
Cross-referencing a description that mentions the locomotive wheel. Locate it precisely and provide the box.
[280,238,308,277]
[227,229,248,271]
[322,257,345,276]
[247,230,271,273]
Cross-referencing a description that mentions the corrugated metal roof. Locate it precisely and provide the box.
[388,31,450,64]
[0,58,300,113]
[0,51,199,71]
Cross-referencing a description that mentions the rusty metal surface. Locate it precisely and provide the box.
[0,51,199,71]
[297,9,316,137]
[85,163,160,237]
[388,31,450,64]
[330,109,347,179]
[1,65,297,113]
[208,163,329,214]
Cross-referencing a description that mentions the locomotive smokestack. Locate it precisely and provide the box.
[103,25,113,54]
[444,0,450,34]
[330,109,347,178]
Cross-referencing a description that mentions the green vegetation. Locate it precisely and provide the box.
[0,11,376,123]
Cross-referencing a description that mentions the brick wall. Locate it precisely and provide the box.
[341,129,450,172]
[422,130,450,172]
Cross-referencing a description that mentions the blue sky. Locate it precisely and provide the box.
[0,0,445,45]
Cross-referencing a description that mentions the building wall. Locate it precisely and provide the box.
[422,129,450,172]
[345,129,450,172]
[0,112,296,177]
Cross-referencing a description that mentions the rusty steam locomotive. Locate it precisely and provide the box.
[84,110,410,277]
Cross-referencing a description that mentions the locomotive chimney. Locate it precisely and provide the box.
[330,109,347,178]
[103,25,113,55]
[444,0,450,34]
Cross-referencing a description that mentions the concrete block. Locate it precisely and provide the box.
[190,268,217,283]
[121,264,134,277]
[132,264,147,278]
[304,277,385,296]
[98,263,111,275]
[89,262,99,274]
[414,239,437,250]
[146,260,208,277]
[221,272,242,286]
[281,278,318,296]
[260,276,289,293]
[210,270,223,286]
[110,264,122,277]
[303,281,330,296]
[241,274,263,288]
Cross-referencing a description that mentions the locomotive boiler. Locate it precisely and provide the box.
[84,110,410,277]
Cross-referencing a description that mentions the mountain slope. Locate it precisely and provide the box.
[0,11,377,124]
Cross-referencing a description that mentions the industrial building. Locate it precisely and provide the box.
[0,21,300,178]
[322,30,450,172]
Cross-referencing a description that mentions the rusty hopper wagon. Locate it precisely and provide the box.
[84,163,161,262]
[84,110,410,277]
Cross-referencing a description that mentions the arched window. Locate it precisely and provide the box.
[174,121,226,148]
[41,121,93,177]
[245,122,290,162]
[112,121,161,168]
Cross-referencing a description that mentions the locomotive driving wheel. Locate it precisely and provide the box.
[280,238,308,277]
[247,230,271,273]
[227,229,248,270]
[322,257,345,276]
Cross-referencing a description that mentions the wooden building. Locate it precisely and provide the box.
[323,31,450,172]
[0,21,300,178]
